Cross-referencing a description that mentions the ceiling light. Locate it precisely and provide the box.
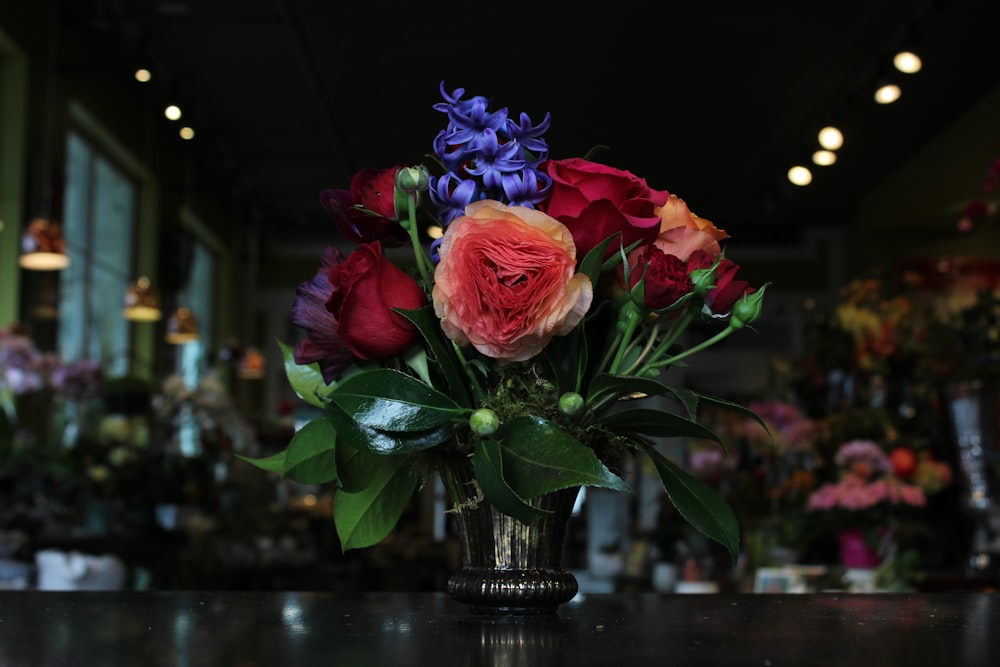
[818,126,843,151]
[164,104,182,121]
[179,126,195,140]
[874,83,901,105]
[134,67,152,83]
[19,218,70,270]
[787,165,813,186]
[893,51,922,74]
[812,150,837,166]
[165,307,199,344]
[123,276,162,321]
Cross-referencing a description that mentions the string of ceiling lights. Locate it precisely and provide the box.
[786,46,923,188]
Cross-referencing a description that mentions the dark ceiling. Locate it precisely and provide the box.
[57,0,1000,250]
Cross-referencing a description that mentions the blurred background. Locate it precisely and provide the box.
[2,0,999,594]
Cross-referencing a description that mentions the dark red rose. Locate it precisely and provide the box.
[687,249,754,314]
[320,166,409,246]
[629,245,692,310]
[291,246,357,384]
[326,241,428,360]
[539,157,668,259]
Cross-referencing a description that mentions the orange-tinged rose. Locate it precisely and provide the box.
[653,194,728,260]
[432,200,593,362]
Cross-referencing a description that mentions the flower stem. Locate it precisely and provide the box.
[405,193,434,289]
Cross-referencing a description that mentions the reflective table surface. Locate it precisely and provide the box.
[0,591,997,666]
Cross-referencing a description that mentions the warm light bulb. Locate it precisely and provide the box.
[179,126,195,140]
[164,104,182,121]
[893,51,922,74]
[787,165,813,186]
[134,68,152,83]
[818,126,843,150]
[812,150,837,166]
[874,84,901,104]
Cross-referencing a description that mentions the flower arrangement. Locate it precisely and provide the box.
[806,439,927,525]
[244,83,770,561]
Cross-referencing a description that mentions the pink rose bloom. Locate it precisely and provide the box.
[432,200,593,362]
[539,157,668,259]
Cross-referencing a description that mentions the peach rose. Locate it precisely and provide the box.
[432,200,593,362]
[652,194,729,260]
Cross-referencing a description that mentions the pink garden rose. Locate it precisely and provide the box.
[432,200,593,362]
[320,166,410,246]
[326,241,428,361]
[539,157,668,259]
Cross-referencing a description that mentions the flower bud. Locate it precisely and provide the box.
[558,392,585,417]
[396,165,430,193]
[730,284,768,329]
[689,267,716,297]
[469,408,500,436]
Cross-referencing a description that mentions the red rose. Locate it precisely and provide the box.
[687,249,754,315]
[539,158,668,258]
[320,166,410,246]
[326,242,428,360]
[628,245,693,310]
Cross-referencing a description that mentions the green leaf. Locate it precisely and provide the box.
[326,402,453,455]
[396,306,472,408]
[493,416,631,498]
[473,439,551,525]
[578,232,622,283]
[330,368,464,432]
[587,375,700,419]
[334,462,420,551]
[236,450,285,472]
[279,339,334,408]
[334,438,399,492]
[642,445,740,562]
[596,407,723,446]
[282,416,338,484]
[696,392,774,443]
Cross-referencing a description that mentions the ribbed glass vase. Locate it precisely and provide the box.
[438,456,580,614]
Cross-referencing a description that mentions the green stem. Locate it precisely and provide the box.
[405,194,434,289]
[647,325,735,371]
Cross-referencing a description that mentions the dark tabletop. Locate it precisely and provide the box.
[0,591,997,666]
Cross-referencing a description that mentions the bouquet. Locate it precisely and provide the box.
[243,83,770,561]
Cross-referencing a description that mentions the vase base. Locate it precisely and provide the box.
[447,567,578,613]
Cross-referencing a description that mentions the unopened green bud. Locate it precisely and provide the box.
[558,392,585,417]
[730,284,768,329]
[470,408,500,436]
[396,165,430,193]
[689,267,717,297]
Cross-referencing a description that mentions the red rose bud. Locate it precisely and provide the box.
[730,284,767,329]
[689,266,717,297]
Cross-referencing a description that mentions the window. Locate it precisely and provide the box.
[58,130,137,377]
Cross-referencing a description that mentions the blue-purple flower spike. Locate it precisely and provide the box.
[428,82,552,260]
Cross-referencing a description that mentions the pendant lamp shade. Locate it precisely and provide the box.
[19,218,70,270]
[123,276,162,321]
[165,307,199,344]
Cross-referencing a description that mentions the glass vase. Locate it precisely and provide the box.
[437,456,580,614]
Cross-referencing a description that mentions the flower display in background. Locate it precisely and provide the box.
[244,82,771,562]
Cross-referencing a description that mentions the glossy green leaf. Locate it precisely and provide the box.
[235,450,285,472]
[282,416,338,484]
[334,462,419,551]
[326,402,453,456]
[396,306,472,408]
[642,445,739,562]
[578,233,622,283]
[473,438,551,525]
[330,369,464,432]
[596,408,722,445]
[494,416,631,499]
[279,339,334,408]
